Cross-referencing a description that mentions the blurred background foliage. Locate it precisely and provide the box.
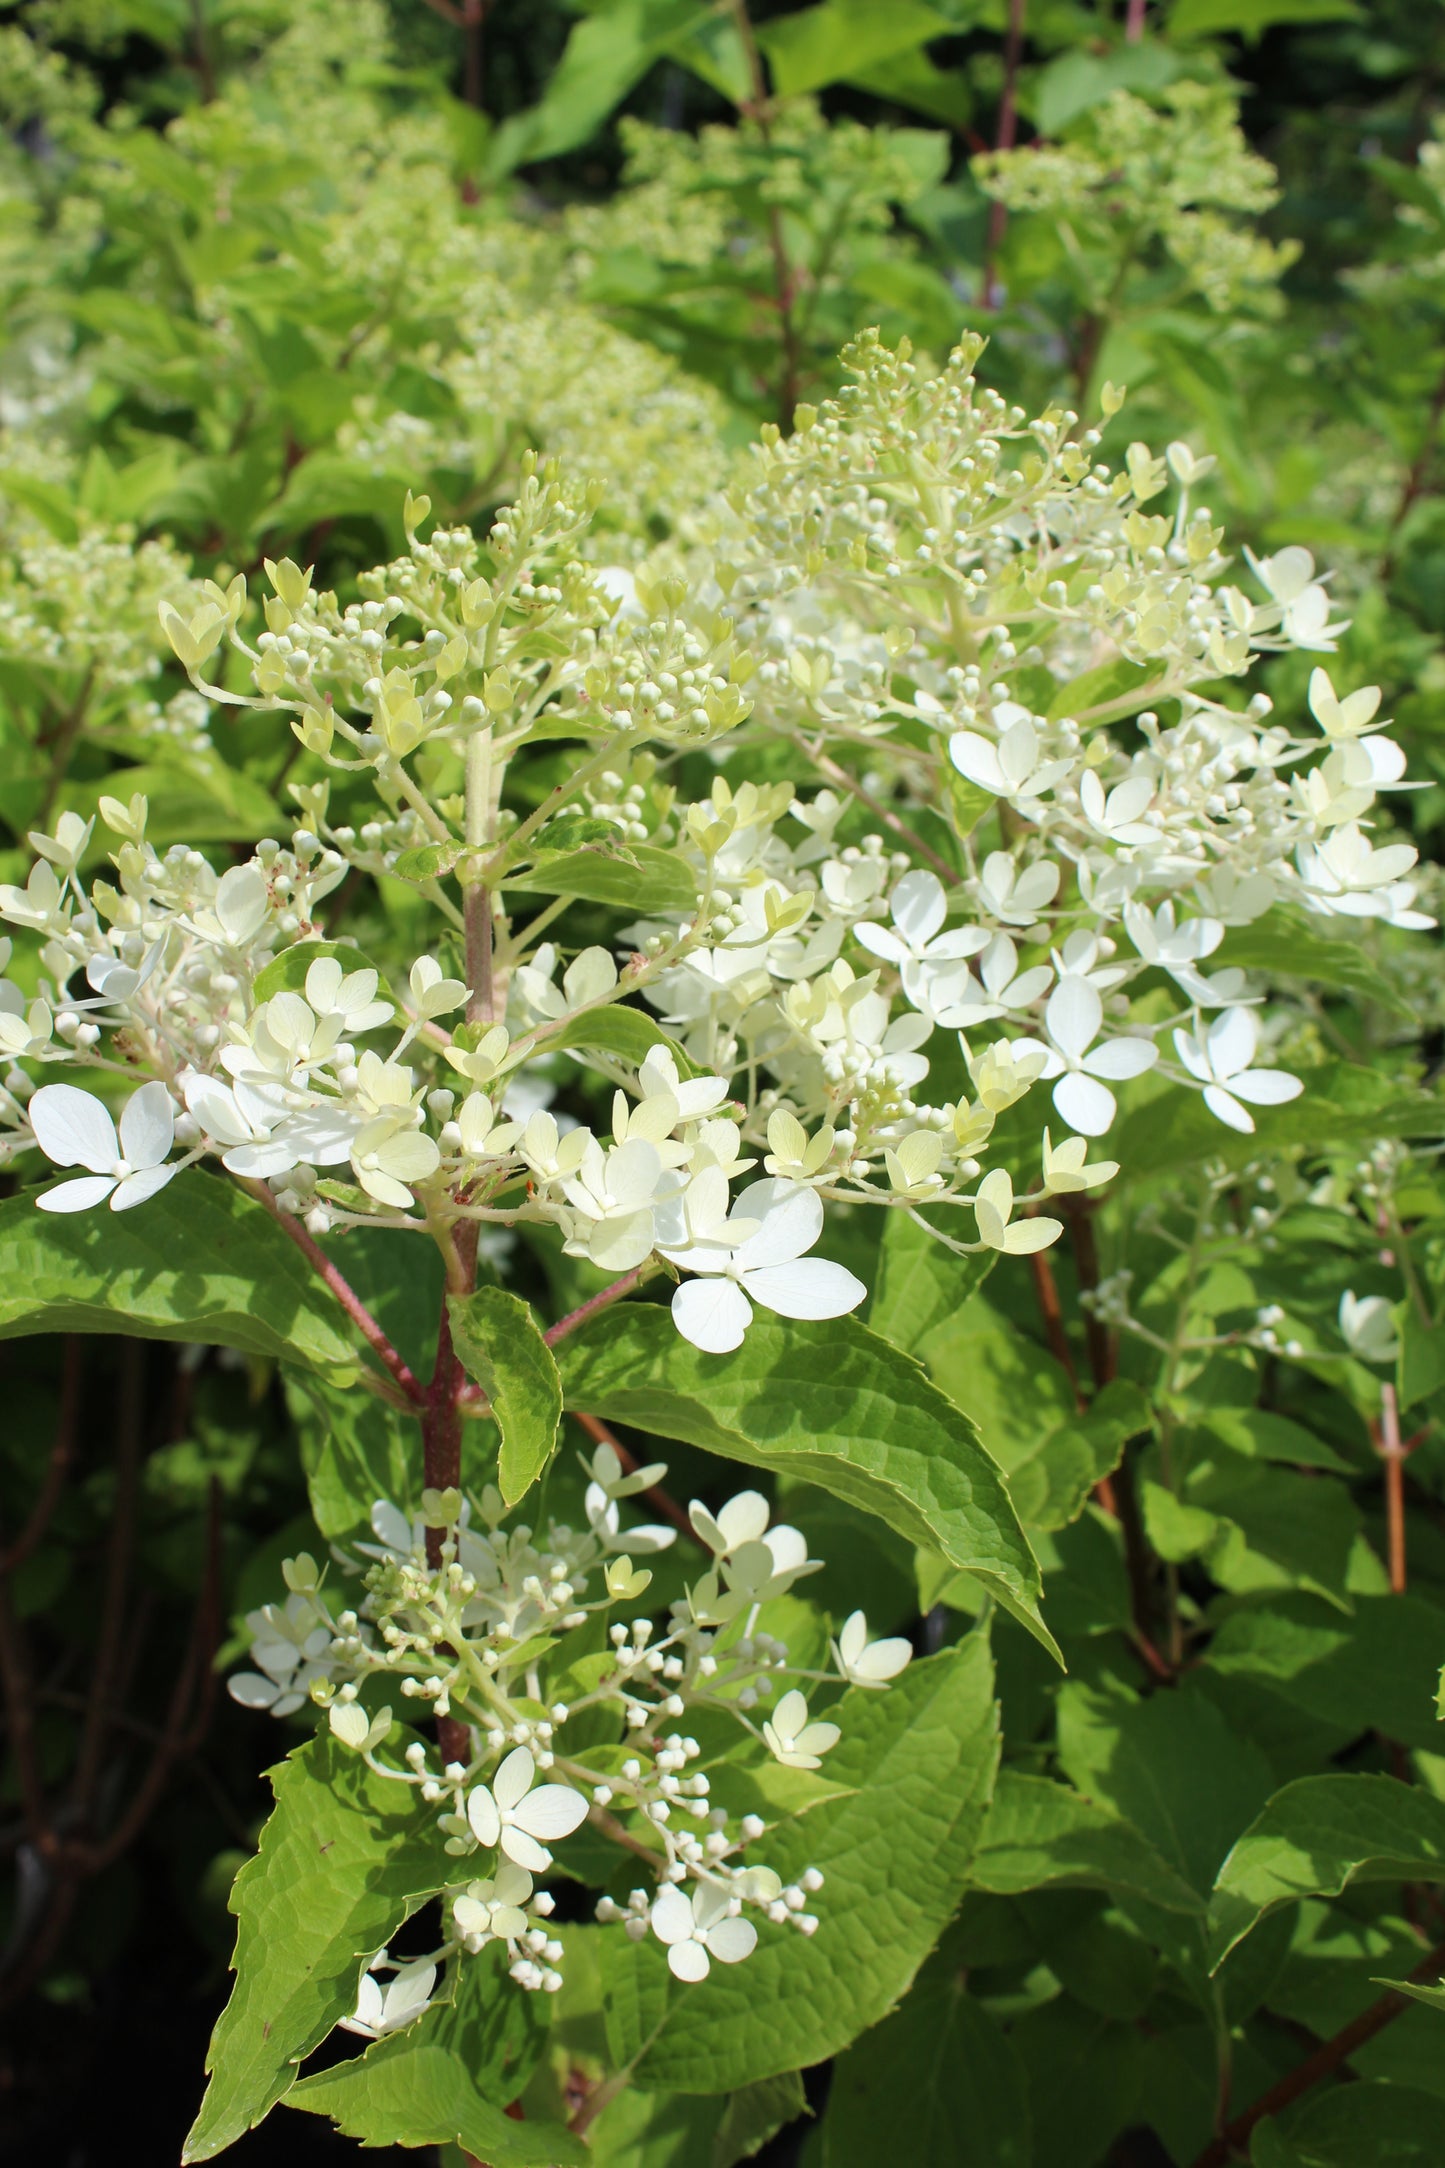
[1,0,1444,2160]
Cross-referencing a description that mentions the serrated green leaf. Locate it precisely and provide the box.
[504,841,696,912]
[183,1734,444,2160]
[0,1178,358,1376]
[1206,1593,1445,1753]
[286,1947,579,2166]
[603,1638,1000,2090]
[558,1308,1054,1657]
[867,1205,997,1355]
[970,1770,1205,1915]
[714,2072,809,2168]
[449,1285,562,1504]
[1208,1774,1445,1969]
[823,1967,1028,2167]
[1008,1378,1148,1531]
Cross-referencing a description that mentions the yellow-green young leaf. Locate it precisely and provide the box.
[602,1637,999,2091]
[823,1965,1028,2168]
[0,1180,358,1377]
[183,1734,444,2161]
[969,1771,1204,1916]
[1208,1775,1445,1970]
[449,1287,562,1505]
[756,0,950,97]
[252,938,392,1004]
[559,1309,1054,1658]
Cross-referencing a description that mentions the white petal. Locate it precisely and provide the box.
[890,870,946,949]
[498,1826,553,1874]
[1202,1083,1255,1133]
[949,732,1007,793]
[717,1492,772,1548]
[511,1783,589,1841]
[29,1083,119,1172]
[111,1164,177,1210]
[228,1672,281,1709]
[37,1175,117,1212]
[651,1885,695,1946]
[493,1746,536,1812]
[743,1258,866,1323]
[1003,1216,1064,1254]
[468,1786,502,1848]
[1227,1069,1302,1107]
[853,922,909,966]
[1207,1006,1258,1080]
[772,1689,807,1737]
[116,1082,175,1168]
[731,1180,823,1271]
[667,1938,711,1983]
[1083,1037,1157,1081]
[1046,976,1102,1060]
[672,1277,754,1354]
[706,1918,758,1966]
[1053,1071,1117,1137]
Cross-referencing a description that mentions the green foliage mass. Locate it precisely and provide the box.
[3,4,1445,2167]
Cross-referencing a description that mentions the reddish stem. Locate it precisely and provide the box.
[1124,0,1147,39]
[425,1224,479,1769]
[241,1179,424,1403]
[1189,1935,1445,2168]
[981,0,1027,310]
[545,1268,646,1348]
[1369,1383,1422,1594]
[1,1337,82,1572]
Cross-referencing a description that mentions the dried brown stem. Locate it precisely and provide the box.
[1189,1934,1445,2168]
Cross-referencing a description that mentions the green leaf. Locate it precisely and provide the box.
[59,760,282,850]
[1206,1593,1445,1754]
[1045,656,1159,724]
[1168,0,1361,39]
[1033,43,1184,135]
[449,1286,562,1505]
[867,1206,996,1355]
[1007,1379,1148,1532]
[558,1308,1054,1657]
[286,1950,581,2166]
[1375,1977,1445,2015]
[1215,908,1413,1020]
[823,1966,1029,2167]
[0,1178,358,1377]
[1195,1408,1354,1475]
[183,1735,443,2160]
[540,1004,703,1079]
[714,2073,809,2168]
[603,1638,1000,2090]
[253,939,392,1004]
[1398,1301,1445,1411]
[969,1771,1205,1915]
[1253,2082,1445,2165]
[391,840,462,883]
[504,842,696,913]
[1208,1775,1445,1969]
[1120,1064,1443,1180]
[489,1,713,172]
[757,0,951,97]
[286,1370,417,1539]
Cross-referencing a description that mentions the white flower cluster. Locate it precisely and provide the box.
[0,342,1430,1350]
[229,1462,901,2023]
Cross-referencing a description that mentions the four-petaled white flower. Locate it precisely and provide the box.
[1078,769,1158,848]
[763,1688,841,1770]
[1040,1129,1118,1196]
[855,870,986,1004]
[1024,977,1158,1137]
[832,1610,912,1686]
[29,1081,178,1212]
[466,1747,589,1872]
[1338,1290,1399,1366]
[453,1863,534,1948]
[659,1172,865,1354]
[972,1168,1062,1255]
[650,1882,757,1982]
[1173,1007,1302,1134]
[929,931,1053,1028]
[949,708,1072,807]
[340,1958,435,2039]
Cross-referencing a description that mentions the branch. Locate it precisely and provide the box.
[801,742,959,884]
[981,0,1027,310]
[240,1179,425,1403]
[72,1342,145,1822]
[1124,0,1147,38]
[1189,1934,1445,2168]
[545,1269,647,1348]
